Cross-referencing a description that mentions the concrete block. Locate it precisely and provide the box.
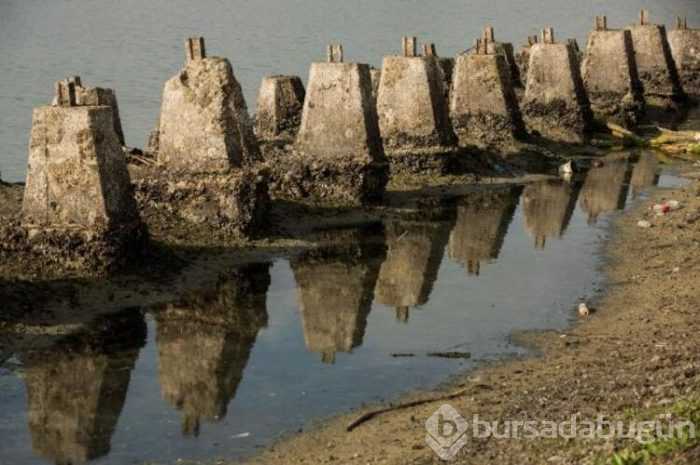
[483,27,523,87]
[582,24,645,126]
[448,187,520,276]
[158,38,260,174]
[156,263,269,435]
[291,228,384,363]
[522,30,593,143]
[450,50,526,145]
[515,36,538,97]
[22,103,142,243]
[52,76,126,145]
[522,179,581,249]
[375,219,451,320]
[370,66,381,102]
[668,19,700,97]
[376,42,457,165]
[253,75,305,142]
[627,11,685,111]
[289,52,387,205]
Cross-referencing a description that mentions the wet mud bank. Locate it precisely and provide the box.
[222,163,700,465]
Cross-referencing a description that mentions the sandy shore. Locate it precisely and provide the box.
[224,163,700,465]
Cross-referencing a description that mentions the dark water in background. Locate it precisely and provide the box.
[0,151,689,464]
[0,0,699,181]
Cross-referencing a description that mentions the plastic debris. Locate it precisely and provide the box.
[578,303,590,317]
[637,220,652,228]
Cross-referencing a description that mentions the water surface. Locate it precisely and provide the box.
[0,153,687,464]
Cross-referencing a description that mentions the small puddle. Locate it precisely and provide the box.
[0,150,688,464]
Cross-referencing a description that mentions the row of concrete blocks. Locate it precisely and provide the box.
[17,12,699,266]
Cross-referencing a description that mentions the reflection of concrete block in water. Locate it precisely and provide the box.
[582,17,645,127]
[254,75,305,142]
[448,187,520,275]
[291,229,384,363]
[450,47,525,145]
[630,151,660,199]
[668,18,700,97]
[23,311,145,464]
[157,37,260,174]
[156,263,270,436]
[627,11,686,111]
[22,81,143,260]
[580,156,632,224]
[522,179,581,249]
[375,219,452,320]
[522,28,593,143]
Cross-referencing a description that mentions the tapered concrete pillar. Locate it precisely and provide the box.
[254,75,305,143]
[668,17,700,98]
[448,187,520,276]
[280,45,387,205]
[522,28,593,143]
[522,179,581,249]
[376,37,458,173]
[482,26,522,87]
[515,35,539,96]
[582,16,645,127]
[22,78,144,265]
[137,38,269,240]
[157,37,260,174]
[450,39,526,145]
[627,11,685,113]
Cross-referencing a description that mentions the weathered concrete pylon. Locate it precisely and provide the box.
[522,28,594,143]
[157,37,260,174]
[482,26,522,87]
[254,75,305,143]
[448,187,520,275]
[22,78,143,264]
[627,11,685,113]
[375,216,452,322]
[450,36,526,145]
[376,37,458,172]
[515,35,539,96]
[51,76,126,145]
[668,17,700,98]
[291,228,385,363]
[582,16,645,127]
[275,45,387,205]
[137,38,269,240]
[422,42,454,106]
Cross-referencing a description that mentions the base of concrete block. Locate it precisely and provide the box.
[522,99,592,144]
[385,147,462,175]
[133,167,270,241]
[452,113,527,147]
[588,91,645,128]
[263,149,388,206]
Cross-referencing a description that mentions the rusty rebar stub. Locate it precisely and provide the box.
[402,36,417,57]
[326,44,343,63]
[186,37,206,62]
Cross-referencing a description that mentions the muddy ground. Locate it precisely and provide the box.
[214,163,700,465]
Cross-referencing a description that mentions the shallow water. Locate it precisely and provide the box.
[1,0,699,182]
[0,152,688,464]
